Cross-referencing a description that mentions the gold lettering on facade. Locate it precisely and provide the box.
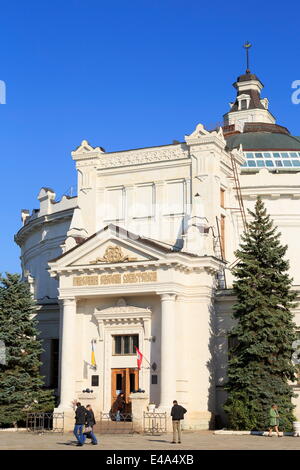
[73,275,99,286]
[100,274,122,285]
[73,271,157,286]
[123,272,157,283]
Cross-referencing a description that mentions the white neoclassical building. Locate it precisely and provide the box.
[15,67,300,430]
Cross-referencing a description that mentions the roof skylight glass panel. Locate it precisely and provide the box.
[242,151,300,169]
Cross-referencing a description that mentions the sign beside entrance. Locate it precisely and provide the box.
[73,271,157,286]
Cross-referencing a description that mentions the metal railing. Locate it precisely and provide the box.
[143,412,167,434]
[26,412,64,434]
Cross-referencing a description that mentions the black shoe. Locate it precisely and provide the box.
[92,442,98,445]
[171,441,176,444]
[178,441,181,443]
[76,443,83,446]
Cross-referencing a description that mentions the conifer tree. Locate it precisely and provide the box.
[224,197,298,431]
[0,273,54,426]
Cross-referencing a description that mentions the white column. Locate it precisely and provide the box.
[57,297,76,409]
[159,293,176,410]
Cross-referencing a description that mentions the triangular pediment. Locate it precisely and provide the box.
[49,225,173,269]
[69,239,157,267]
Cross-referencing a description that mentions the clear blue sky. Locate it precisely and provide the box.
[1,0,300,274]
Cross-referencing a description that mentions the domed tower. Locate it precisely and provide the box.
[223,44,300,170]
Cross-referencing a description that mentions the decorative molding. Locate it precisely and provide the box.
[89,245,137,264]
[185,123,226,149]
[94,298,152,340]
[97,148,188,169]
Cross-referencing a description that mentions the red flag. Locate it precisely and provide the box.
[135,346,143,370]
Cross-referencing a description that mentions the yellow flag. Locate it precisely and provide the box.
[91,341,96,367]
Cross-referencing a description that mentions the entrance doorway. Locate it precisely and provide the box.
[111,368,139,413]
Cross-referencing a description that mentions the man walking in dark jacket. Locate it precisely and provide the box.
[170,400,187,444]
[73,402,87,446]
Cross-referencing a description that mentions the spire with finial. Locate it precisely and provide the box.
[223,42,276,128]
[243,41,252,73]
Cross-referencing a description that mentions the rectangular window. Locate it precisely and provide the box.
[133,184,153,218]
[50,339,59,388]
[165,181,184,215]
[220,188,225,208]
[114,336,122,355]
[104,188,124,220]
[113,335,139,355]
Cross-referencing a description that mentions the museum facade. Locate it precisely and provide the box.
[15,68,300,429]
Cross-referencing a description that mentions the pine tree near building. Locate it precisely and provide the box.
[224,197,298,431]
[0,273,54,426]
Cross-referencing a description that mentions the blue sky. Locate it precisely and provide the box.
[1,0,300,274]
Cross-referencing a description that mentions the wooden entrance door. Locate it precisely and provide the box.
[111,368,139,413]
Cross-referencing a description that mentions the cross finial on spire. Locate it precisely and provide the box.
[243,41,252,73]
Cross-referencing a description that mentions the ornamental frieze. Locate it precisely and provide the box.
[97,148,188,169]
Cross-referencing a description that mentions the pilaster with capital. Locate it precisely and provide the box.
[159,293,177,411]
[57,297,77,410]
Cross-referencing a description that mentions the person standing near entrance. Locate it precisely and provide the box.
[73,402,87,446]
[113,392,126,421]
[171,400,187,444]
[82,405,98,445]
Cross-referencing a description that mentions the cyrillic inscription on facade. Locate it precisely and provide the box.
[123,272,157,283]
[73,275,99,286]
[73,271,157,286]
[100,274,122,285]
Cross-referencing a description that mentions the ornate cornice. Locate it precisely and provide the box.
[94,298,152,329]
[96,147,189,169]
[15,208,75,246]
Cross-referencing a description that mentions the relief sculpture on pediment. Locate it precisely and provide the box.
[89,245,137,264]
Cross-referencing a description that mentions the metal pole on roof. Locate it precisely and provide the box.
[243,41,252,73]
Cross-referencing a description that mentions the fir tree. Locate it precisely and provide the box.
[223,197,298,431]
[0,273,54,426]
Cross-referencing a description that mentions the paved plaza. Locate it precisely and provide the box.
[1,430,300,450]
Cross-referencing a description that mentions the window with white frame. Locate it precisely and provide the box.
[165,180,185,215]
[104,187,124,221]
[133,184,154,218]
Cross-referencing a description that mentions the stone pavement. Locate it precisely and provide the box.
[1,430,300,450]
